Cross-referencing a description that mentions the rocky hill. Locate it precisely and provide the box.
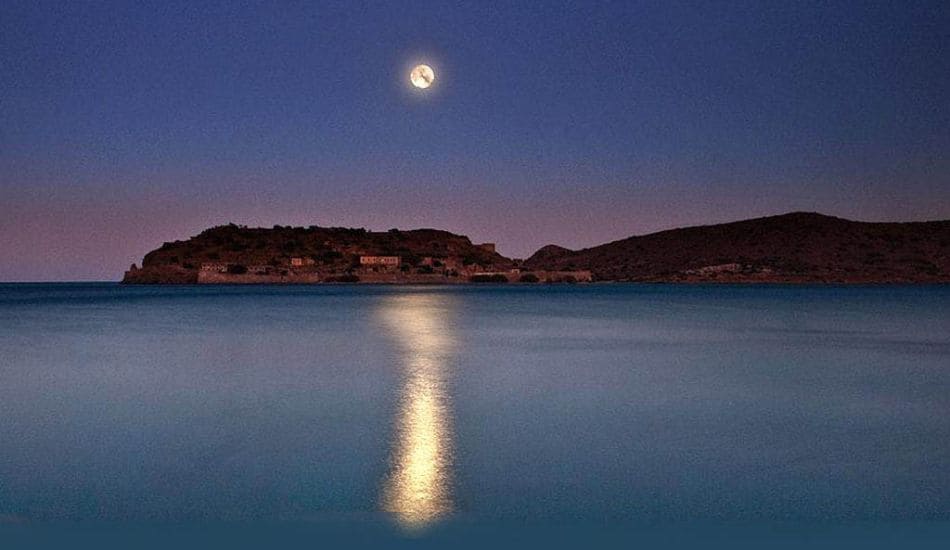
[123,224,511,283]
[524,212,950,283]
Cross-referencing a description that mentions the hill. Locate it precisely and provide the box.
[123,224,511,283]
[523,212,950,283]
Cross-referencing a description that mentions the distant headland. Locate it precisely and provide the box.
[123,212,950,284]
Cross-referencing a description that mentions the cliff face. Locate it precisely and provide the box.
[123,224,512,283]
[524,213,950,283]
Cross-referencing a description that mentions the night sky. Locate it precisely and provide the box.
[2,1,949,281]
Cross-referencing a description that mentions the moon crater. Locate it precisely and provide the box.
[410,65,435,89]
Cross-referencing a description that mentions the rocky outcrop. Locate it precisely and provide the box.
[122,224,512,284]
[525,244,573,266]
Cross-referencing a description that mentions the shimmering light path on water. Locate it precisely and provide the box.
[378,294,456,530]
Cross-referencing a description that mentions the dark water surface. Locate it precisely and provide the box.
[1,283,948,547]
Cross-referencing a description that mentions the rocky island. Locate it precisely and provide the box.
[124,212,950,284]
[123,225,591,284]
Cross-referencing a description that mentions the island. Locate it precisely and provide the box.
[123,212,950,284]
[123,225,591,284]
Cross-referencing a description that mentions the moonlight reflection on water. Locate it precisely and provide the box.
[377,293,457,531]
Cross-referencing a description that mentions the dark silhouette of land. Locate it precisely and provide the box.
[123,212,950,284]
[123,225,520,284]
[525,212,950,283]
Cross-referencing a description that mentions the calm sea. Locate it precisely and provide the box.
[1,283,948,548]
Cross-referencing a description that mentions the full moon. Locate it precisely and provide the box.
[410,64,435,89]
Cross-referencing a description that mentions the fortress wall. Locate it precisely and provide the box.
[195,269,592,284]
[197,271,322,284]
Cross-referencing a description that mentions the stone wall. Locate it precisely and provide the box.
[197,271,322,284]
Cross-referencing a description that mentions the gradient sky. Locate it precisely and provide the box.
[2,0,949,281]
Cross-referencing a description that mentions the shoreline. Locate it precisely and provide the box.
[112,280,950,286]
